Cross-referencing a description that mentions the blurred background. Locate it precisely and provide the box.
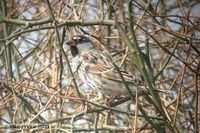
[0,0,199,132]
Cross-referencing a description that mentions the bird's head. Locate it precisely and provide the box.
[66,35,95,57]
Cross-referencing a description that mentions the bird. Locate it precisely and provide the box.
[66,35,146,97]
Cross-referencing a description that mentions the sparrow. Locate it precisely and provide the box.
[66,35,146,96]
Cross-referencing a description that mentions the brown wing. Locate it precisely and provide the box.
[80,51,143,86]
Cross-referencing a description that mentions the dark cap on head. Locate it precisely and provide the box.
[66,35,90,46]
[66,35,90,57]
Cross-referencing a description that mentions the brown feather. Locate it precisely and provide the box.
[80,51,143,85]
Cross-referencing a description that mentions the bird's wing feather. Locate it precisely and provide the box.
[81,51,143,85]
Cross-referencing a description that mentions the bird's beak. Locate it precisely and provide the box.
[66,40,75,46]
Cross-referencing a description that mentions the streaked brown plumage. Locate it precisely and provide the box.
[66,35,146,96]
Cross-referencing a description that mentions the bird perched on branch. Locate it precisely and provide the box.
[66,35,146,97]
